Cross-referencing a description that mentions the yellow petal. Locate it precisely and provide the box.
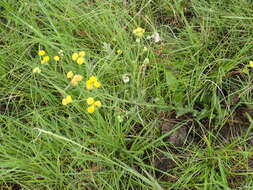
[89,76,97,82]
[86,83,93,90]
[249,61,253,68]
[79,51,86,57]
[38,50,46,56]
[87,105,95,113]
[94,100,101,107]
[70,79,78,86]
[77,57,85,65]
[72,53,79,61]
[94,81,101,88]
[86,79,92,84]
[43,56,50,62]
[65,95,72,103]
[74,74,83,81]
[54,56,60,61]
[62,98,67,105]
[67,71,74,79]
[86,97,95,105]
[133,27,145,38]
[116,49,123,55]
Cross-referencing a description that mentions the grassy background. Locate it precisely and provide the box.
[0,0,253,189]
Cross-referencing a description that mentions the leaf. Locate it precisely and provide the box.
[165,71,178,90]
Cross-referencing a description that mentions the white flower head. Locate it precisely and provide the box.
[153,32,161,43]
[147,32,161,43]
[122,74,130,83]
[136,38,141,43]
[32,67,41,73]
[117,115,123,123]
[102,42,113,54]
[58,49,64,56]
[153,97,160,102]
[143,57,149,64]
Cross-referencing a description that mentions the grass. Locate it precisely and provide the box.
[0,0,253,189]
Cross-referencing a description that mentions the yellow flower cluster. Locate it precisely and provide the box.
[66,71,83,86]
[72,51,86,65]
[86,76,101,90]
[36,48,103,113]
[37,48,102,112]
[38,50,50,64]
[86,97,102,113]
[62,95,72,106]
[133,27,145,38]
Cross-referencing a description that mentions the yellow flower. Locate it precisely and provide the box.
[79,51,86,57]
[70,80,78,86]
[71,78,77,86]
[86,81,93,90]
[54,56,60,61]
[87,105,95,113]
[72,53,79,61]
[38,50,46,56]
[94,81,101,88]
[77,57,85,65]
[67,71,74,79]
[86,98,101,113]
[43,56,50,62]
[85,76,101,90]
[65,95,72,103]
[74,74,83,81]
[70,74,83,86]
[86,97,95,105]
[249,61,253,68]
[94,100,101,107]
[86,79,93,85]
[89,76,97,82]
[32,67,41,73]
[62,95,72,105]
[133,27,145,38]
[117,49,123,55]
[40,56,50,64]
[72,51,86,64]
[62,98,68,106]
